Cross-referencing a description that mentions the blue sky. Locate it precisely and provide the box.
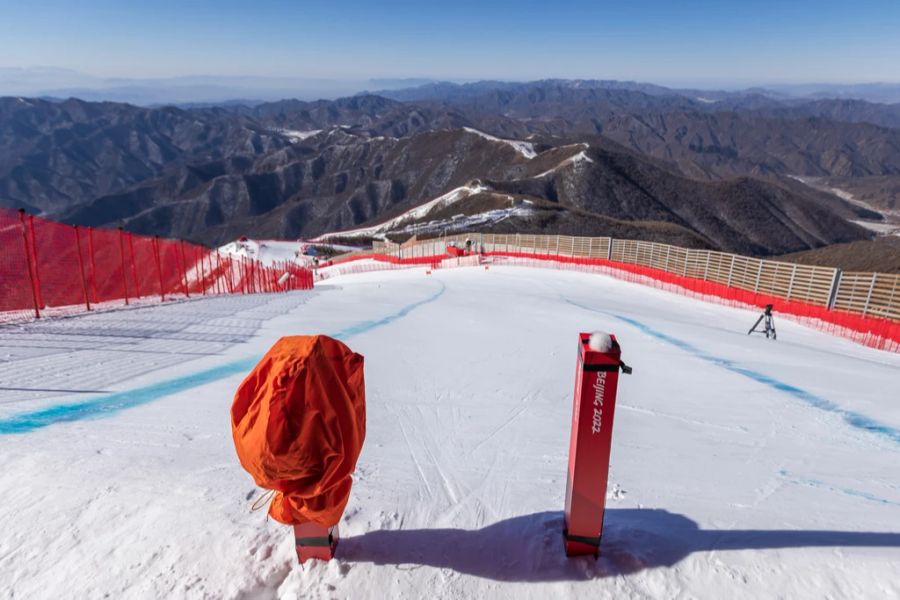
[1,0,899,85]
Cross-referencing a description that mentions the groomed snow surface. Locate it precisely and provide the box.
[2,265,899,599]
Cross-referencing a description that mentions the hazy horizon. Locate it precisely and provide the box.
[2,0,899,103]
[4,65,900,106]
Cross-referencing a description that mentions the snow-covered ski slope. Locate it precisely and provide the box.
[1,265,899,599]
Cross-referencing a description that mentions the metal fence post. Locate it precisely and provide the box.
[726,255,736,287]
[27,214,44,309]
[825,268,842,309]
[178,239,190,297]
[197,247,206,296]
[73,226,91,311]
[863,273,877,316]
[17,209,41,319]
[128,232,141,298]
[118,228,130,305]
[87,227,99,303]
[153,236,165,301]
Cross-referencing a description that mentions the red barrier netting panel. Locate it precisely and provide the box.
[0,210,38,321]
[0,209,313,324]
[87,226,132,305]
[28,214,87,313]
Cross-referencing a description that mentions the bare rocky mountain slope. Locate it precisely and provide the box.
[3,81,898,258]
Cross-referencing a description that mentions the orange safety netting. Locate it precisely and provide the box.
[231,335,366,526]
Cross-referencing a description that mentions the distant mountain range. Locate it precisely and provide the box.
[3,78,900,260]
[5,68,900,104]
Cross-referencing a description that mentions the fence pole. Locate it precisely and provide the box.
[178,240,190,297]
[117,228,130,305]
[205,251,214,295]
[153,236,166,301]
[73,226,91,311]
[211,252,219,294]
[27,214,45,309]
[128,232,141,298]
[198,247,206,296]
[17,209,41,319]
[222,252,234,294]
[826,269,841,309]
[726,255,736,288]
[863,273,877,317]
[87,227,99,303]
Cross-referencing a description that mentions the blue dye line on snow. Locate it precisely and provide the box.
[0,283,446,435]
[778,469,900,507]
[565,297,900,446]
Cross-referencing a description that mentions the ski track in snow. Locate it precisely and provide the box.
[563,297,900,446]
[2,266,899,599]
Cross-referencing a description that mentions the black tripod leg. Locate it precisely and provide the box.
[748,314,765,335]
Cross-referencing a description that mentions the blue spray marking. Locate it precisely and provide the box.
[779,469,900,507]
[0,283,446,435]
[565,297,900,446]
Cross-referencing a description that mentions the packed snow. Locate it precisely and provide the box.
[2,264,899,599]
[462,127,538,159]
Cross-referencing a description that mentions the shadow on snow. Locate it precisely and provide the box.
[339,509,900,582]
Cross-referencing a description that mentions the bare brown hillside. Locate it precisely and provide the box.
[778,237,900,274]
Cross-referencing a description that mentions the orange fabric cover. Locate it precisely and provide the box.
[231,335,365,526]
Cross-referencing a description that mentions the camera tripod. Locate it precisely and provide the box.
[748,304,777,339]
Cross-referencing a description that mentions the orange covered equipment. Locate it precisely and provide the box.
[231,335,366,527]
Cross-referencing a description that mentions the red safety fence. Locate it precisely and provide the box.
[318,249,900,353]
[1,208,314,323]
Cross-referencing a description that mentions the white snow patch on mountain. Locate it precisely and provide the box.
[315,184,490,239]
[851,220,900,235]
[462,127,538,159]
[534,145,594,178]
[384,205,535,236]
[278,129,322,142]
